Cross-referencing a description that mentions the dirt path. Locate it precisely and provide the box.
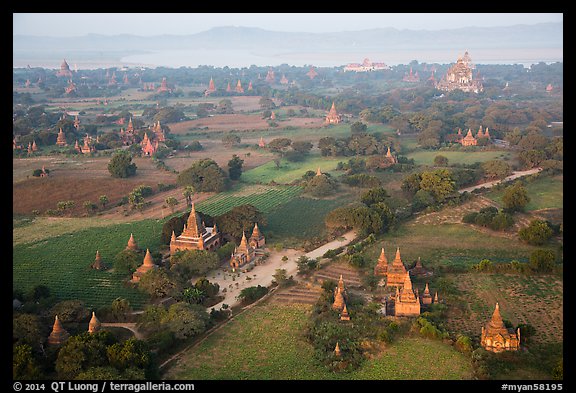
[204,230,357,311]
[101,322,144,339]
[458,167,542,193]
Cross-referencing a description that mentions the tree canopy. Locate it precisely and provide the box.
[177,158,228,192]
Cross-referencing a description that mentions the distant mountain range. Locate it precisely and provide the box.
[13,23,562,54]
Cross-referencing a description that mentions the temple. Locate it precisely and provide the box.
[306,67,318,80]
[141,132,159,157]
[386,247,408,287]
[325,102,341,124]
[170,203,222,254]
[409,257,432,278]
[436,51,483,93]
[91,250,106,270]
[340,303,351,321]
[344,58,389,72]
[235,79,244,93]
[546,83,553,93]
[158,77,171,93]
[205,77,216,96]
[226,82,232,92]
[265,70,275,83]
[131,248,158,283]
[280,74,289,84]
[481,303,520,353]
[334,342,341,356]
[402,67,420,82]
[88,312,101,334]
[460,129,478,146]
[421,283,433,305]
[374,247,389,276]
[56,59,73,78]
[65,79,77,94]
[458,125,491,146]
[126,233,139,251]
[247,81,253,91]
[385,146,398,165]
[230,223,266,270]
[47,315,70,345]
[56,128,67,146]
[394,272,421,316]
[332,286,346,311]
[258,136,266,148]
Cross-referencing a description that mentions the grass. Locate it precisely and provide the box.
[486,174,563,211]
[163,301,473,380]
[265,195,355,245]
[241,155,343,184]
[363,222,544,270]
[12,219,163,310]
[405,150,512,166]
[195,184,303,216]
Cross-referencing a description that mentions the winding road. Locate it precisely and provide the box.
[458,167,542,193]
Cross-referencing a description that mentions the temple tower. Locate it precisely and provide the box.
[88,312,101,334]
[47,315,70,345]
[480,302,520,352]
[374,247,389,276]
[131,248,157,283]
[126,233,139,251]
[386,247,408,287]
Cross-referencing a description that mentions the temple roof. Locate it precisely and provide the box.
[182,203,204,238]
[88,311,101,333]
[142,248,155,267]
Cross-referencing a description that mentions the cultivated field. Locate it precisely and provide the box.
[405,150,513,166]
[163,301,473,380]
[486,174,563,212]
[445,273,563,345]
[241,155,343,184]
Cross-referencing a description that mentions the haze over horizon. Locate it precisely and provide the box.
[13,13,563,37]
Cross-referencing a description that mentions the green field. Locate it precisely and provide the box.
[195,185,303,216]
[405,150,512,166]
[265,195,354,245]
[486,174,563,211]
[164,301,473,380]
[364,222,544,269]
[241,155,343,184]
[12,219,163,310]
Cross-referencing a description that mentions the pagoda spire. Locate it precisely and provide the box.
[251,223,261,238]
[316,167,323,176]
[239,231,249,252]
[423,282,430,296]
[334,342,341,356]
[88,311,101,334]
[392,247,403,266]
[48,315,70,345]
[489,302,506,329]
[143,248,154,267]
[126,233,138,251]
[340,303,351,321]
[184,203,203,238]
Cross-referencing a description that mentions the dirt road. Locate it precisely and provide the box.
[458,167,542,193]
[206,230,357,310]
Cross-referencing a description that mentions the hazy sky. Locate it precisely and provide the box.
[13,13,563,36]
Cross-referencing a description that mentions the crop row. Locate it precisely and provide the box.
[196,186,303,216]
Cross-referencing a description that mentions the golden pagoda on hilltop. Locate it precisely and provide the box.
[386,247,408,287]
[131,249,158,283]
[170,203,221,254]
[47,315,70,345]
[325,102,341,124]
[436,51,483,93]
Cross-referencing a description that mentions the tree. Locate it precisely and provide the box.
[228,154,244,180]
[170,250,220,280]
[194,278,220,298]
[350,121,368,135]
[55,332,115,380]
[360,187,390,206]
[115,249,142,277]
[108,151,137,178]
[110,298,132,322]
[419,169,456,203]
[259,97,276,110]
[13,314,46,349]
[304,174,338,197]
[177,159,228,192]
[502,182,530,212]
[138,269,179,299]
[216,99,233,114]
[237,285,269,304]
[51,300,90,324]
[481,159,512,180]
[221,134,241,148]
[182,186,195,207]
[165,197,179,213]
[433,155,449,167]
[84,201,97,215]
[215,204,266,243]
[181,287,205,305]
[528,249,556,272]
[519,220,554,246]
[106,338,153,373]
[267,138,292,155]
[162,302,209,340]
[99,195,109,208]
[13,344,43,380]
